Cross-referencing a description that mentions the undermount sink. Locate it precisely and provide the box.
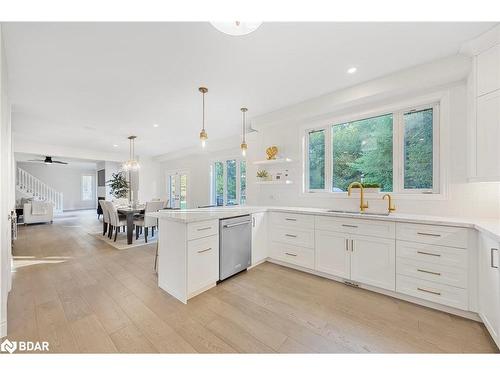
[326,209,390,216]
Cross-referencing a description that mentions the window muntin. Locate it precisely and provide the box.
[81,175,94,201]
[332,113,393,192]
[240,160,247,205]
[403,108,433,190]
[226,159,237,205]
[305,103,438,195]
[308,129,325,190]
[214,162,224,206]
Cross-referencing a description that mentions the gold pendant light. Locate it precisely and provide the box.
[240,107,248,157]
[123,135,140,171]
[199,87,208,148]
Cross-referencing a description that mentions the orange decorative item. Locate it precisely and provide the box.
[266,146,278,160]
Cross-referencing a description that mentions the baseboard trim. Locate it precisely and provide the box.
[266,258,481,322]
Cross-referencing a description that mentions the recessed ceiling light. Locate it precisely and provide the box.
[153,123,159,128]
[113,144,118,147]
[347,67,357,74]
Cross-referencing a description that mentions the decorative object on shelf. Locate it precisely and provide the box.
[210,22,262,36]
[123,135,140,171]
[266,146,278,160]
[240,107,248,157]
[107,172,129,199]
[256,169,270,182]
[198,87,208,148]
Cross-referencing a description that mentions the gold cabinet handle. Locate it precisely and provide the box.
[417,269,441,276]
[285,252,297,257]
[285,218,297,221]
[417,250,441,257]
[285,234,297,238]
[351,239,355,252]
[345,238,349,252]
[197,227,212,231]
[342,224,358,228]
[417,287,441,296]
[197,247,212,254]
[417,232,441,237]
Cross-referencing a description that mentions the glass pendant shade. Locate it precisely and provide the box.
[199,87,208,148]
[123,136,140,171]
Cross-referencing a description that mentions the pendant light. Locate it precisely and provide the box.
[240,107,248,157]
[123,135,140,171]
[199,87,208,148]
[211,22,262,36]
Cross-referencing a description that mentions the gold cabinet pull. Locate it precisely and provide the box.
[285,218,297,221]
[197,227,212,231]
[417,269,441,276]
[417,250,441,257]
[417,287,441,296]
[417,232,441,237]
[197,247,212,254]
[285,252,297,257]
[285,234,297,238]
[342,224,358,228]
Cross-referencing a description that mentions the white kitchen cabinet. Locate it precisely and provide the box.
[251,212,268,266]
[350,234,396,291]
[476,90,500,179]
[315,230,350,279]
[187,234,219,296]
[477,44,500,97]
[478,233,500,347]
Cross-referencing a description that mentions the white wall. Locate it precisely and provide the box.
[96,160,122,200]
[17,162,97,211]
[158,55,500,219]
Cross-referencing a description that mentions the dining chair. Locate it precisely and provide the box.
[107,201,128,242]
[99,200,110,236]
[133,201,165,243]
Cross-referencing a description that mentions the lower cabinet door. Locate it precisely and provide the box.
[479,234,500,347]
[315,230,350,279]
[187,235,219,295]
[350,234,396,291]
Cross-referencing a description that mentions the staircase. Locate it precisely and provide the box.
[16,167,64,212]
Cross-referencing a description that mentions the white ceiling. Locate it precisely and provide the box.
[3,22,496,157]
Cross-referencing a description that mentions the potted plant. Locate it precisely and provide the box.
[256,169,270,182]
[362,182,381,194]
[107,172,129,199]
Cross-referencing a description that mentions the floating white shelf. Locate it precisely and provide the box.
[253,158,293,166]
[255,180,293,185]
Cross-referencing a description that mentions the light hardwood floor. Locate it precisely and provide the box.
[5,210,499,353]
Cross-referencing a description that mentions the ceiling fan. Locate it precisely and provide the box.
[27,156,68,165]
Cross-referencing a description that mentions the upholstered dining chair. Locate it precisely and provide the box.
[99,200,110,236]
[133,201,165,243]
[106,201,128,242]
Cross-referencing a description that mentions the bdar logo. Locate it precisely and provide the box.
[1,339,17,354]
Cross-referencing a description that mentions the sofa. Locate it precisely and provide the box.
[23,202,54,225]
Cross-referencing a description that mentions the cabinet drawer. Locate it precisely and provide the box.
[396,223,468,248]
[396,257,467,288]
[187,235,219,294]
[315,216,395,239]
[269,241,315,269]
[187,220,219,241]
[396,274,468,310]
[270,212,314,229]
[271,226,314,248]
[396,241,467,269]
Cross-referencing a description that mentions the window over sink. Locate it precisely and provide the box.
[305,102,439,195]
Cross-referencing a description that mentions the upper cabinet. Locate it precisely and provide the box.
[463,25,500,182]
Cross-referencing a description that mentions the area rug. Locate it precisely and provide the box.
[90,231,157,250]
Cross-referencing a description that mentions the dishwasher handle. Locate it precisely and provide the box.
[223,220,252,229]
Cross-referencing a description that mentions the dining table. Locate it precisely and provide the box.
[117,205,145,245]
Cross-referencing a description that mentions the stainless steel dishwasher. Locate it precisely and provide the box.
[219,215,252,281]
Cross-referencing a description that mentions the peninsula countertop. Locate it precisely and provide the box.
[147,206,500,242]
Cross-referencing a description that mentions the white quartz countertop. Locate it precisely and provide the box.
[147,206,500,242]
